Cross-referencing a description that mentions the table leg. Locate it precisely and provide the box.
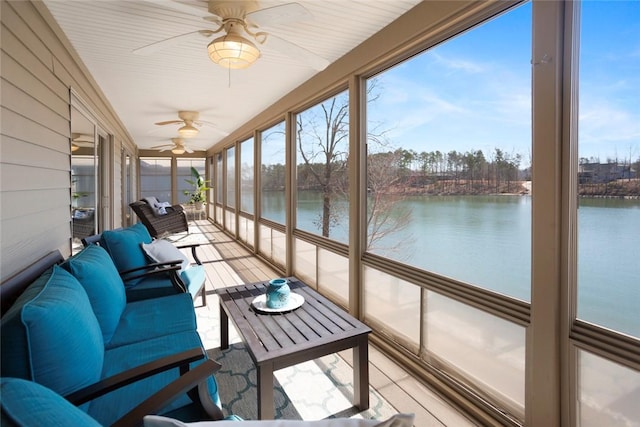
[220,303,229,350]
[353,335,370,410]
[257,362,275,419]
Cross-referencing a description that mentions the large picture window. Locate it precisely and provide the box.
[365,3,532,301]
[295,90,349,244]
[577,1,640,339]
[260,122,286,224]
[226,147,236,209]
[139,157,171,203]
[177,158,205,205]
[240,137,255,214]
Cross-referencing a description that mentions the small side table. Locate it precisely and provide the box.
[216,279,371,419]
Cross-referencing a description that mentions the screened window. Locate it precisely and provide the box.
[139,157,171,203]
[226,147,236,209]
[260,122,286,224]
[216,154,223,205]
[177,158,206,204]
[577,1,639,338]
[295,90,349,244]
[240,137,255,214]
[365,3,532,301]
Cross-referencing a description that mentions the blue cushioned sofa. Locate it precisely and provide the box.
[84,223,207,305]
[0,244,237,426]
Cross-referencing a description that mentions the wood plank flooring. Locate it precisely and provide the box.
[176,220,478,426]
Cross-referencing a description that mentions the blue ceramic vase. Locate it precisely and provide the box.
[266,278,290,309]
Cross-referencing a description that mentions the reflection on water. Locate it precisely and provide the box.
[264,192,640,337]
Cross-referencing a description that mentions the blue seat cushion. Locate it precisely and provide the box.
[0,378,102,427]
[100,223,152,286]
[0,266,104,396]
[180,265,205,298]
[106,293,198,349]
[61,244,126,343]
[125,274,179,302]
[89,331,219,426]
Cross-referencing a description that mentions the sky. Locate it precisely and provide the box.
[367,1,640,167]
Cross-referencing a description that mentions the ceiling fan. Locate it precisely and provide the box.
[154,110,228,138]
[135,1,329,70]
[151,138,202,154]
[71,133,94,152]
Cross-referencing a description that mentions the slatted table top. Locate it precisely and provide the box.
[216,278,371,367]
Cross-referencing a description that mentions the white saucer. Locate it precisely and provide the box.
[251,292,305,313]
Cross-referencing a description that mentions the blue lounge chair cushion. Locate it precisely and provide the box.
[125,274,181,302]
[0,378,102,427]
[106,293,198,349]
[180,265,206,298]
[100,223,152,286]
[89,331,220,426]
[0,266,104,396]
[61,244,126,343]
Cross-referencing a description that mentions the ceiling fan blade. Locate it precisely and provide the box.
[199,121,230,136]
[141,0,208,17]
[247,3,312,27]
[73,141,94,148]
[72,133,94,143]
[264,34,329,71]
[150,144,174,149]
[185,146,194,153]
[133,30,213,55]
[155,120,184,126]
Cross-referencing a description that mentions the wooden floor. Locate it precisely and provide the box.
[177,220,479,427]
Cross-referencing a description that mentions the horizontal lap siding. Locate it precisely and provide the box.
[0,1,131,281]
[1,1,71,280]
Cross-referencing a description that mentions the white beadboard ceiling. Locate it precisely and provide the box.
[43,0,423,152]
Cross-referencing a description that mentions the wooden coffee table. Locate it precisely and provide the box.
[216,278,372,419]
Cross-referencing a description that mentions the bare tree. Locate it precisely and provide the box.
[366,151,413,256]
[296,79,412,250]
[296,92,349,237]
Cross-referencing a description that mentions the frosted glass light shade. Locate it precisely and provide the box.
[178,124,199,138]
[207,34,260,69]
[171,147,185,155]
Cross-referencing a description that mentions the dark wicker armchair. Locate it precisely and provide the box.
[130,200,188,239]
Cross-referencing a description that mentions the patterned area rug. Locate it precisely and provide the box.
[207,343,398,422]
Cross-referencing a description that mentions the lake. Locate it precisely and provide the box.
[261,192,640,337]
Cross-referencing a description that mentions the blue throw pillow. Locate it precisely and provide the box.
[100,223,152,286]
[0,265,104,396]
[61,244,126,343]
[0,378,102,427]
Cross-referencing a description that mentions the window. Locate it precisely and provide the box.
[577,0,640,339]
[216,153,223,205]
[260,121,286,224]
[365,3,532,301]
[177,158,206,204]
[295,90,349,244]
[240,138,254,214]
[139,157,171,203]
[226,147,236,209]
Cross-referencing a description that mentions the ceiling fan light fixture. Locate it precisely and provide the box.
[207,33,260,69]
[71,143,80,152]
[178,124,199,138]
[171,147,186,155]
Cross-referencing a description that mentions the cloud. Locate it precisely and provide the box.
[429,52,486,74]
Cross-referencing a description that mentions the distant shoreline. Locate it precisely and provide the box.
[377,179,639,198]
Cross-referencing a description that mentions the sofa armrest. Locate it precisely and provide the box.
[64,347,212,406]
[176,243,202,265]
[120,262,187,293]
[119,261,182,277]
[111,359,224,427]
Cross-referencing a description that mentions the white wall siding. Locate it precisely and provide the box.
[0,1,133,281]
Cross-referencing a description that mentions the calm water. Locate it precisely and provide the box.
[261,192,640,337]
